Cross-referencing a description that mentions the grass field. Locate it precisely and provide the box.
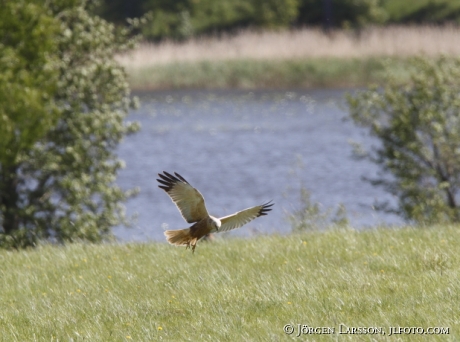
[1,225,459,341]
[119,26,460,90]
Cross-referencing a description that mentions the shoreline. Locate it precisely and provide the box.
[120,26,460,91]
[125,56,414,91]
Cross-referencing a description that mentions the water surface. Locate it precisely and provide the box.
[114,89,402,242]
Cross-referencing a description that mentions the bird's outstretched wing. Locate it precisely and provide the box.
[157,171,209,223]
[218,201,274,232]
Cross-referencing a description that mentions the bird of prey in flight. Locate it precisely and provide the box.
[157,171,273,253]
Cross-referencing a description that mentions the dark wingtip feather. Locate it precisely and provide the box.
[258,201,274,217]
[157,179,170,186]
[263,200,274,208]
[158,173,171,182]
[162,171,176,180]
[157,171,189,191]
[174,172,188,184]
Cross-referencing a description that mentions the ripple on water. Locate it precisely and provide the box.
[114,89,402,242]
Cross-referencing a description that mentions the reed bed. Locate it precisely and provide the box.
[118,26,460,69]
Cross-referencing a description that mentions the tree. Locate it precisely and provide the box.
[297,0,387,29]
[0,0,139,248]
[251,0,299,28]
[93,0,145,25]
[140,0,299,41]
[0,1,61,243]
[0,2,60,164]
[348,57,460,224]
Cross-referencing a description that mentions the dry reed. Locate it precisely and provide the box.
[118,26,460,69]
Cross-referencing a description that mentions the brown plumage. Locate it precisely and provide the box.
[157,171,273,252]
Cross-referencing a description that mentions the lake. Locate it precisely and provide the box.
[114,89,402,242]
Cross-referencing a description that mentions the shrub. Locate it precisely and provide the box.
[348,57,460,224]
[0,0,139,248]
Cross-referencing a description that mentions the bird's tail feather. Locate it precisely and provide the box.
[164,228,195,246]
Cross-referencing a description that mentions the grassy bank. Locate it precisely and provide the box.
[1,226,459,341]
[126,57,410,90]
[120,26,460,90]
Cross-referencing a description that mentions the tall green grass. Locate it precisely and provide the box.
[1,226,459,341]
[126,57,411,90]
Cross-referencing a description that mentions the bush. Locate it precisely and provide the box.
[348,57,460,224]
[0,0,139,249]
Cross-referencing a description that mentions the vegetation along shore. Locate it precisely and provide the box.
[118,26,460,90]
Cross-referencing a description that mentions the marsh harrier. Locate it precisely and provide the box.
[157,171,273,252]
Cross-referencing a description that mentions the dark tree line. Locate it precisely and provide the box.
[94,0,387,40]
[94,0,460,41]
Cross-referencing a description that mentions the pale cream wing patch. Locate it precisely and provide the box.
[218,201,274,232]
[157,171,209,223]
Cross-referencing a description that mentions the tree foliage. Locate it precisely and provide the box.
[0,0,139,248]
[95,0,460,41]
[348,57,460,224]
[297,0,387,29]
[139,0,299,41]
[94,0,394,41]
[0,2,60,167]
[383,0,460,25]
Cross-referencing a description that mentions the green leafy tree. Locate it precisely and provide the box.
[141,0,194,40]
[297,0,387,28]
[141,0,299,41]
[189,0,254,37]
[0,1,61,243]
[251,0,299,28]
[348,57,460,224]
[383,0,460,25]
[93,0,144,25]
[0,0,139,248]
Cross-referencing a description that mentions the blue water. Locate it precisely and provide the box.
[114,89,402,242]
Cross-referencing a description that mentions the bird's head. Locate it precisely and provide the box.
[209,216,221,232]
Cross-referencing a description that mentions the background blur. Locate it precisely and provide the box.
[94,0,460,41]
